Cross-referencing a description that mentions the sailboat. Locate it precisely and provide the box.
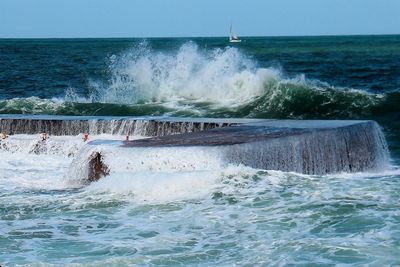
[229,24,241,43]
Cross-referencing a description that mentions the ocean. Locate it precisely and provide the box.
[0,36,400,266]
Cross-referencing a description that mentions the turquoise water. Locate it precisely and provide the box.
[1,36,400,266]
[1,160,400,265]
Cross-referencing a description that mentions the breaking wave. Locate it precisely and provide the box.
[0,42,399,119]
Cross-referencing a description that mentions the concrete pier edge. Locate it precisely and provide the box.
[0,115,390,178]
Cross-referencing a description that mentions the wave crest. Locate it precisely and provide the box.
[87,42,278,107]
[1,42,398,119]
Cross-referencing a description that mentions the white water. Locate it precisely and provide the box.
[0,134,242,202]
[92,42,276,106]
[69,41,381,112]
[70,144,225,202]
[1,133,400,266]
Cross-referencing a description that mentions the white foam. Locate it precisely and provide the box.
[75,42,281,107]
[325,166,400,179]
[64,144,240,202]
[88,170,222,202]
[1,131,397,203]
[66,144,225,185]
[0,134,144,190]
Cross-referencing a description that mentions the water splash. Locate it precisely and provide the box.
[0,42,397,119]
[97,42,272,106]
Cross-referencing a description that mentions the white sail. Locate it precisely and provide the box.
[229,24,241,43]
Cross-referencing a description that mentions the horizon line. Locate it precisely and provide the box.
[1,33,399,40]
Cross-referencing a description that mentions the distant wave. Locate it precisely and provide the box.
[0,42,399,119]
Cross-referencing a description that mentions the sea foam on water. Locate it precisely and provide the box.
[1,37,400,266]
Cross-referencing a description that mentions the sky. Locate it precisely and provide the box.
[0,0,399,38]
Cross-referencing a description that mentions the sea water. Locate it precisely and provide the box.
[1,36,400,266]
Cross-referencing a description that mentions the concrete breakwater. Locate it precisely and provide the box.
[0,115,390,180]
[120,120,390,174]
[0,115,237,137]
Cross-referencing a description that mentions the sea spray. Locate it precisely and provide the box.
[0,42,394,119]
[78,41,383,116]
[97,42,269,105]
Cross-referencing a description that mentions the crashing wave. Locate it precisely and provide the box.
[0,42,398,119]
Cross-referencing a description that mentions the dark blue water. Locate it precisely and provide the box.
[1,36,400,96]
[1,35,399,157]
